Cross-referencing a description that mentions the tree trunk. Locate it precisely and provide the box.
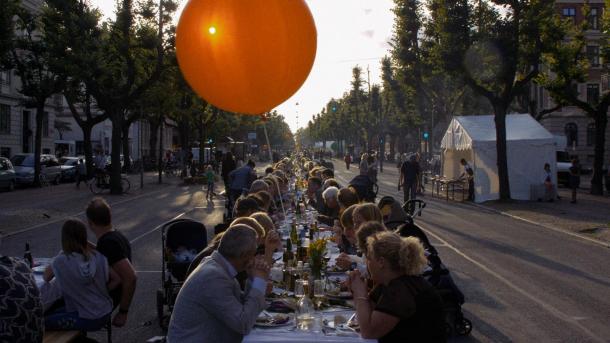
[110,113,124,194]
[590,111,607,195]
[33,104,44,186]
[389,134,396,161]
[158,120,164,184]
[83,125,94,177]
[121,123,131,172]
[199,120,205,165]
[494,103,511,200]
[149,120,159,166]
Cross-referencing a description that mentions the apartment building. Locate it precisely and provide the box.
[534,0,609,167]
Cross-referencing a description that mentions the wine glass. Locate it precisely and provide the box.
[313,279,325,309]
[295,279,306,298]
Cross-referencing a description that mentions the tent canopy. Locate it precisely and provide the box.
[440,114,557,203]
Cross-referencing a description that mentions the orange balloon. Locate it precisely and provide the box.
[176,0,317,115]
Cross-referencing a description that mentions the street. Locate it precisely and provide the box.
[1,165,609,342]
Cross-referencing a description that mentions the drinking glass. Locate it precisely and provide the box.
[313,279,325,309]
[295,279,306,298]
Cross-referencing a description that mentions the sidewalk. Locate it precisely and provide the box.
[482,187,610,245]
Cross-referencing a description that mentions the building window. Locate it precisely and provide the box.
[588,8,599,30]
[586,123,595,146]
[42,112,49,137]
[587,46,600,67]
[562,7,576,23]
[0,104,10,134]
[0,70,10,85]
[0,147,10,158]
[565,123,578,147]
[587,84,599,104]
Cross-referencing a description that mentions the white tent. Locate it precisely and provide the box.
[440,114,557,203]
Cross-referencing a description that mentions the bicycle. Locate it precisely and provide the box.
[89,172,131,195]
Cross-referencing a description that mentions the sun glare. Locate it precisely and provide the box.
[208,26,217,35]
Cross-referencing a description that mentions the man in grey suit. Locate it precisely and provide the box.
[167,224,270,343]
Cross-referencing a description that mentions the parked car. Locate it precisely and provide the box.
[0,157,16,191]
[11,154,63,185]
[58,157,80,181]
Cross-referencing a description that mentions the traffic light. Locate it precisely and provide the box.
[423,132,429,140]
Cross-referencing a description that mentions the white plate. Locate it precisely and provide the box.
[254,319,294,328]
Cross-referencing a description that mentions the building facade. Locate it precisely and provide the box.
[533,0,609,168]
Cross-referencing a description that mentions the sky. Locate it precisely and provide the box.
[91,0,396,133]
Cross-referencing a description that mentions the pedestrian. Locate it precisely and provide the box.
[221,152,236,192]
[359,153,369,176]
[344,153,351,170]
[228,160,257,210]
[569,158,581,204]
[75,158,87,189]
[459,158,475,201]
[93,150,107,187]
[205,165,216,200]
[543,163,555,202]
[399,155,420,211]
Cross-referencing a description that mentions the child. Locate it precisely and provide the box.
[43,219,119,331]
[205,164,216,200]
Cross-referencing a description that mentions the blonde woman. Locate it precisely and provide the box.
[352,203,383,231]
[347,232,445,342]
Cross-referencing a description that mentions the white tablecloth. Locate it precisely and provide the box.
[244,310,375,343]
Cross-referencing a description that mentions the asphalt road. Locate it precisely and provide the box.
[333,159,610,343]
[1,164,609,342]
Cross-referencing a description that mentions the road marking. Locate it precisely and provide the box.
[129,212,186,244]
[468,203,610,249]
[2,187,170,238]
[419,222,607,343]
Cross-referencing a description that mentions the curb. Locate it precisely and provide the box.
[469,202,610,249]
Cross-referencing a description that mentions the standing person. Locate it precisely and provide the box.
[205,164,216,200]
[228,160,257,207]
[459,158,475,202]
[569,158,581,204]
[399,155,420,207]
[543,163,555,202]
[86,198,137,327]
[75,157,87,189]
[344,153,352,170]
[93,150,107,186]
[367,154,377,184]
[167,225,270,343]
[43,219,118,331]
[221,152,237,192]
[360,153,370,176]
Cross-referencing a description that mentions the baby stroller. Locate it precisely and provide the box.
[385,199,472,337]
[156,218,207,328]
[348,174,379,202]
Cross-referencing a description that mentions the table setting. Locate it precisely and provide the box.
[244,201,374,343]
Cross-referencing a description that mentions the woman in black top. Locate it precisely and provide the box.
[347,231,446,342]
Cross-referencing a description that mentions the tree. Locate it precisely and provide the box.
[53,118,71,140]
[0,0,19,59]
[86,0,177,194]
[44,0,108,177]
[431,0,562,200]
[537,2,610,195]
[2,5,64,186]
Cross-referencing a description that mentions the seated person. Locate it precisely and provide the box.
[0,253,44,342]
[317,186,340,226]
[249,179,269,194]
[233,196,260,218]
[332,204,358,256]
[44,219,119,331]
[250,212,282,264]
[167,225,270,343]
[306,177,324,212]
[323,178,341,190]
[338,187,359,213]
[336,203,383,270]
[348,232,446,342]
